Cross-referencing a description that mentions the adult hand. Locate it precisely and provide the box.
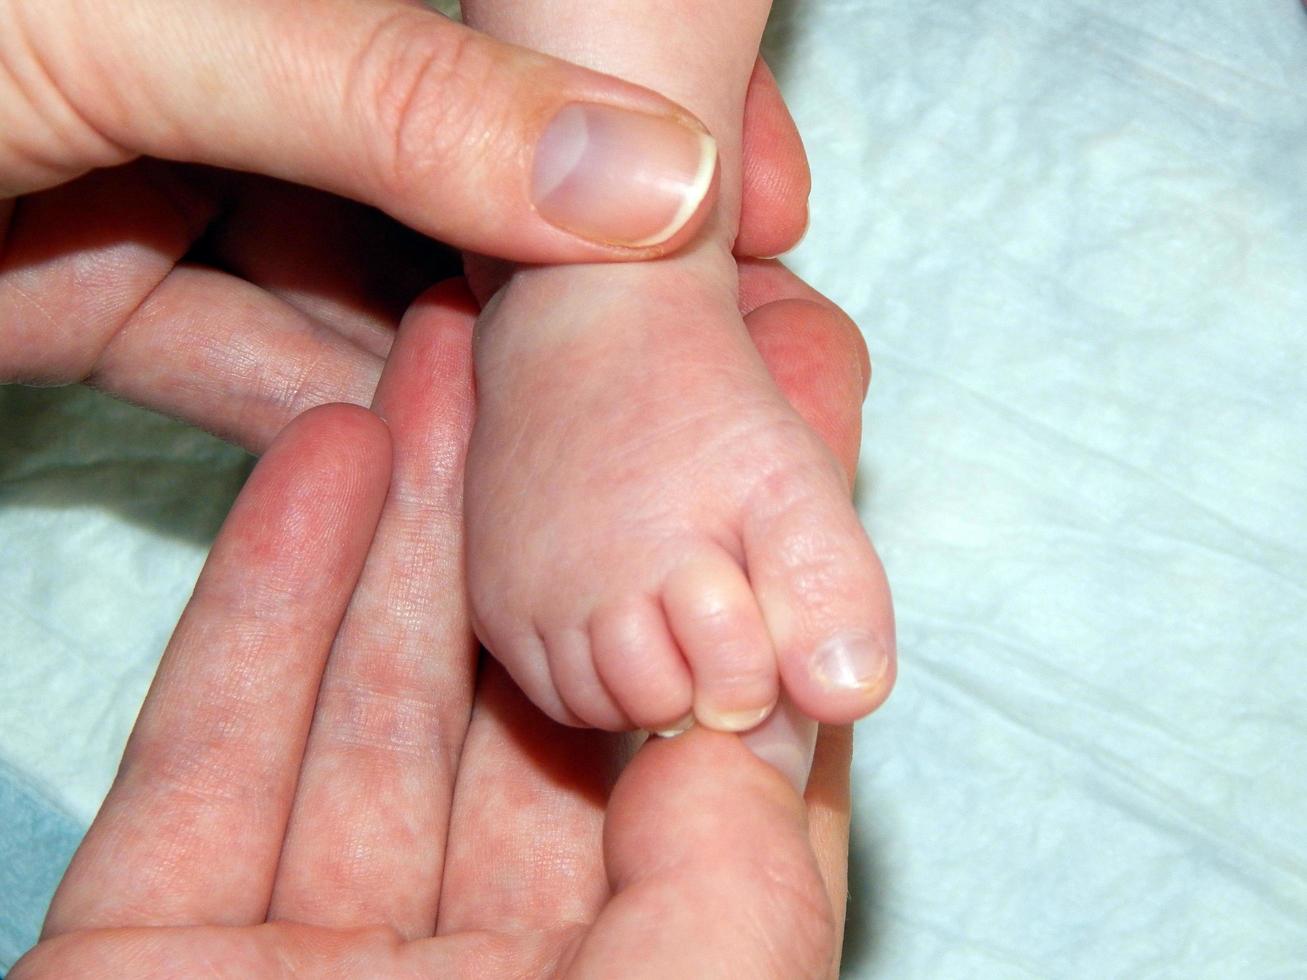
[2,3,809,439]
[2,0,809,257]
[13,267,869,979]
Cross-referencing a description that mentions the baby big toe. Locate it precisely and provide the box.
[663,548,779,732]
[746,492,895,724]
[590,597,693,733]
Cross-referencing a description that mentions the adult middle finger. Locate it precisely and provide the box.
[268,281,481,938]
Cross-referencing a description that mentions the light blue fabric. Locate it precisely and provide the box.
[0,386,250,972]
[0,760,82,975]
[2,0,1305,975]
[774,0,1307,974]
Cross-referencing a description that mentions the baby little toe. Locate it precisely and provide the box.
[488,625,589,728]
[542,624,632,731]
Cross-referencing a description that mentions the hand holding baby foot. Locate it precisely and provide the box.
[16,277,867,979]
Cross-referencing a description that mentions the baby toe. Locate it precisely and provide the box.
[663,547,779,732]
[491,626,588,728]
[745,472,896,725]
[590,597,694,733]
[542,624,632,731]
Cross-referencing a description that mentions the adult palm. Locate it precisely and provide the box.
[13,269,867,978]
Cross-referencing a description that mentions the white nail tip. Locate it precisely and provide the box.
[651,714,696,738]
[626,131,718,248]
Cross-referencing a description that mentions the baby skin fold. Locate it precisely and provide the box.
[462,0,895,733]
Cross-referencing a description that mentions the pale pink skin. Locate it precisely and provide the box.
[463,0,894,733]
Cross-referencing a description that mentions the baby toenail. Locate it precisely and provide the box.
[812,632,889,693]
[651,713,695,739]
[697,704,774,733]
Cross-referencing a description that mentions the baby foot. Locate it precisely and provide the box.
[465,245,893,732]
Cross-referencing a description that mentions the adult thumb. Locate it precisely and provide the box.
[5,0,719,261]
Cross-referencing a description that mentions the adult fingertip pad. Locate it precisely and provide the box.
[532,103,717,248]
